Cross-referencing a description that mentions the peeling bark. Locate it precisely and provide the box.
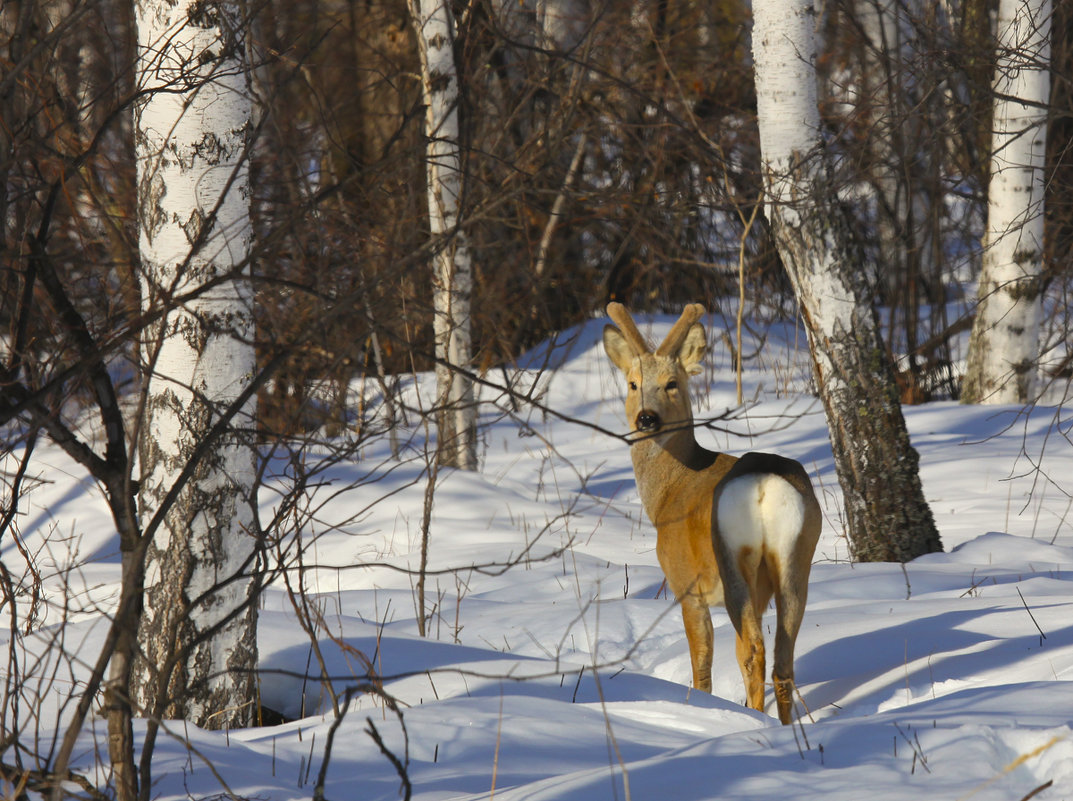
[133,0,259,729]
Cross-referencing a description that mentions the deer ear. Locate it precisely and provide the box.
[678,322,707,375]
[603,325,635,373]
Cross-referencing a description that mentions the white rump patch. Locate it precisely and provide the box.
[717,473,806,562]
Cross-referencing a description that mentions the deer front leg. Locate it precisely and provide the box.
[680,595,714,693]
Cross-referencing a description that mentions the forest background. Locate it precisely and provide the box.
[6,0,1072,424]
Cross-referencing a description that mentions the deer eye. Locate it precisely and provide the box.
[628,381,638,391]
[665,380,678,391]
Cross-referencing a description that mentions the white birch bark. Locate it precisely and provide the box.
[753,0,851,362]
[133,0,259,728]
[753,0,941,561]
[409,0,478,470]
[962,0,1051,404]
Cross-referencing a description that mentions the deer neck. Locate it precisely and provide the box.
[630,426,717,520]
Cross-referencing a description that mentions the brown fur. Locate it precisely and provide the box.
[603,303,821,724]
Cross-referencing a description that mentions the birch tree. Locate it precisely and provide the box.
[133,0,260,728]
[409,0,478,470]
[752,0,942,561]
[962,0,1051,404]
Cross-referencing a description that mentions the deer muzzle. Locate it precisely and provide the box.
[635,410,661,432]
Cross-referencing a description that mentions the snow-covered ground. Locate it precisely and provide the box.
[4,311,1073,800]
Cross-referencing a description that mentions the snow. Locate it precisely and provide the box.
[3,311,1073,800]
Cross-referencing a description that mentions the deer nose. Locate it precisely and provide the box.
[636,411,661,432]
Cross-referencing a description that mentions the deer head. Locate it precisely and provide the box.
[602,302,707,439]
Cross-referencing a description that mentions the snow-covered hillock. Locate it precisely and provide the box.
[3,311,1071,800]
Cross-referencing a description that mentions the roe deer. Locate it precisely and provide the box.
[602,302,821,724]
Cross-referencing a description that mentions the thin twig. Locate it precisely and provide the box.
[366,717,412,801]
[1016,587,1047,644]
[489,692,504,799]
[534,132,588,279]
[1018,779,1054,801]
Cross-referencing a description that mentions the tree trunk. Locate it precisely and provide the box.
[962,0,1050,404]
[409,0,478,471]
[133,0,260,728]
[752,0,942,561]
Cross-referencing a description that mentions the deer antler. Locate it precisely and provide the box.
[656,303,705,356]
[606,302,651,355]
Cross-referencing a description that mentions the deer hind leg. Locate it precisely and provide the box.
[681,594,714,693]
[769,550,810,725]
[734,606,765,712]
[725,546,771,714]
